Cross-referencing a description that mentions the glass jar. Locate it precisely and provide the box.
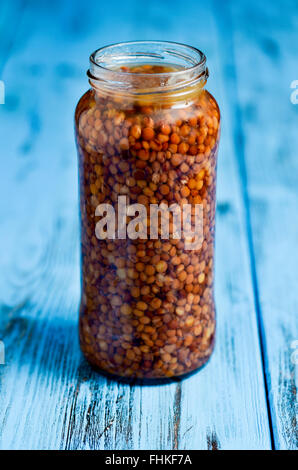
[75,41,220,381]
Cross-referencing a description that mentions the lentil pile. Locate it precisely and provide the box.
[75,64,220,379]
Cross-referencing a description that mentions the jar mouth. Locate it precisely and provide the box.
[88,40,208,96]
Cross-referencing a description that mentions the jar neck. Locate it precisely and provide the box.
[87,41,208,104]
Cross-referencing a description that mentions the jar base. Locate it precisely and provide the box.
[80,339,215,386]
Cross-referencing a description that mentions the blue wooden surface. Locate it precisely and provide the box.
[0,0,297,450]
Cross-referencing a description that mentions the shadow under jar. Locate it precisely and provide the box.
[75,41,220,381]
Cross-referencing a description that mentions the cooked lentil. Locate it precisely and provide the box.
[75,57,220,380]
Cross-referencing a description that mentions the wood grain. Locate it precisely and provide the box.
[213,0,298,449]
[0,0,296,450]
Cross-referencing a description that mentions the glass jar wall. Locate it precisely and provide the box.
[75,41,220,380]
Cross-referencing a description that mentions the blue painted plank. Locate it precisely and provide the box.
[213,0,298,449]
[0,0,25,72]
[0,0,274,449]
[0,0,181,450]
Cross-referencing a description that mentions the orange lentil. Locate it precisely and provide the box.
[160,184,170,195]
[181,186,190,197]
[171,154,183,167]
[156,260,167,273]
[142,127,155,140]
[170,133,180,144]
[131,124,142,139]
[178,142,189,154]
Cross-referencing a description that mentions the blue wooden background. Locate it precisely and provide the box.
[0,0,297,450]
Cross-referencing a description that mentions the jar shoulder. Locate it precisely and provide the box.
[203,89,221,121]
[75,89,95,124]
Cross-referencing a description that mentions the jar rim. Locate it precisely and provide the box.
[88,40,208,96]
[90,40,206,76]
